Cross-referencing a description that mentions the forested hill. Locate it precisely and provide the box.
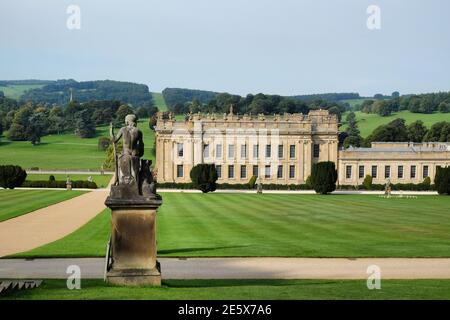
[290,93,360,102]
[17,79,153,107]
[162,87,361,109]
[162,88,219,107]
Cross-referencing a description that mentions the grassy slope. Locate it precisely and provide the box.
[151,92,168,111]
[3,279,450,300]
[0,121,155,170]
[25,174,112,188]
[0,189,86,222]
[17,193,450,258]
[340,111,450,137]
[0,84,44,100]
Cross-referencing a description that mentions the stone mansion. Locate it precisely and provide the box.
[155,109,450,186]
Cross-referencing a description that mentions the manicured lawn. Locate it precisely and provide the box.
[0,189,86,222]
[340,111,450,137]
[0,121,155,170]
[25,174,112,188]
[152,92,168,111]
[16,194,450,258]
[2,279,450,300]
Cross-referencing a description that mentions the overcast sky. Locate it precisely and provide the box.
[1,0,449,96]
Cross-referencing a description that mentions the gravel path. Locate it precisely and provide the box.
[1,257,450,280]
[0,190,108,257]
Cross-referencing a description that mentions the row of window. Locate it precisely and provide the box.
[176,164,297,179]
[177,143,321,159]
[346,165,429,180]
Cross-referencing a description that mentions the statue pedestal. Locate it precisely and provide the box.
[105,192,162,286]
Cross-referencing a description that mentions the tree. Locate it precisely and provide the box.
[438,102,450,113]
[190,164,218,193]
[74,109,96,138]
[0,165,27,189]
[392,91,400,98]
[372,100,391,116]
[366,118,409,143]
[26,111,48,145]
[407,120,428,142]
[136,106,149,118]
[115,104,135,126]
[424,122,450,142]
[344,111,363,148]
[435,167,450,195]
[6,105,33,141]
[310,162,337,194]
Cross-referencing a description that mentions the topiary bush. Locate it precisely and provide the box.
[190,164,218,193]
[49,175,56,181]
[248,175,257,189]
[362,175,373,190]
[310,161,337,194]
[0,165,27,189]
[435,166,450,195]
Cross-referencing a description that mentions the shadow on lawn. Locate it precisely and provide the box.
[159,245,249,255]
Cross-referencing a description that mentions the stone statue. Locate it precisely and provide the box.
[105,114,162,286]
[257,176,263,194]
[109,114,157,199]
[385,178,392,197]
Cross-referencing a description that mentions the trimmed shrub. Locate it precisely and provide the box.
[49,175,56,181]
[157,182,312,190]
[305,175,312,189]
[435,166,450,195]
[0,165,27,189]
[21,180,97,189]
[362,175,373,190]
[422,176,431,188]
[248,175,257,189]
[190,164,218,193]
[310,161,337,194]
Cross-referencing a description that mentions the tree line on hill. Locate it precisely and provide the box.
[18,79,154,107]
[162,87,362,107]
[0,95,158,145]
[342,111,450,148]
[355,92,450,116]
[167,92,348,121]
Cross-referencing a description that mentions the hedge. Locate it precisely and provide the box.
[157,182,311,190]
[21,180,98,189]
[157,182,435,192]
[338,183,435,191]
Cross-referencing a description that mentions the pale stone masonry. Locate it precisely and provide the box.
[339,142,450,186]
[155,109,450,186]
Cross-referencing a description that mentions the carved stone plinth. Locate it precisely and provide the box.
[105,191,162,286]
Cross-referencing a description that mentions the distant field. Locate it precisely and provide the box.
[0,121,155,170]
[340,111,450,137]
[0,84,45,100]
[18,193,450,258]
[26,174,112,188]
[151,92,168,111]
[0,189,85,222]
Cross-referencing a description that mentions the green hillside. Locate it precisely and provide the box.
[340,111,450,137]
[151,92,168,111]
[0,84,45,100]
[0,121,155,170]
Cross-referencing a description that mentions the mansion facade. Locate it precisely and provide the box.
[155,109,450,186]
